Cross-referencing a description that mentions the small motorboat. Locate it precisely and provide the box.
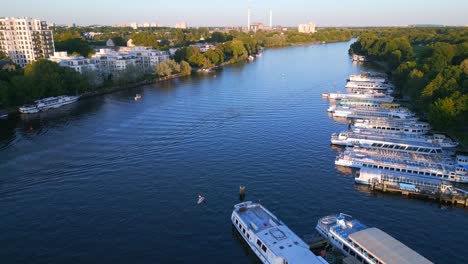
[197,195,205,204]
[134,94,142,101]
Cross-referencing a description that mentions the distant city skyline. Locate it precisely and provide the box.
[3,0,468,27]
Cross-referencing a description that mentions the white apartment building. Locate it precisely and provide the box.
[91,48,139,73]
[298,22,316,33]
[0,17,55,67]
[50,47,170,74]
[49,51,98,73]
[175,22,188,29]
[125,46,170,72]
[190,43,216,53]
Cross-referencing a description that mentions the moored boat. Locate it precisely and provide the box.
[19,95,80,114]
[352,119,431,135]
[331,131,444,155]
[231,201,328,264]
[315,214,433,264]
[335,148,468,183]
[325,92,394,102]
[348,73,387,83]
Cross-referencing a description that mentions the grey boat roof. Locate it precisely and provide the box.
[349,228,433,264]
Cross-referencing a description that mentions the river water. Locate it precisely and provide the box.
[0,41,466,263]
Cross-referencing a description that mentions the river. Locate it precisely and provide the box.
[0,40,466,263]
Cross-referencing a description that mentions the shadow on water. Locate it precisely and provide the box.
[0,98,104,148]
[231,226,262,264]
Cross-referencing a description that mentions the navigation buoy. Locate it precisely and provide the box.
[239,186,246,201]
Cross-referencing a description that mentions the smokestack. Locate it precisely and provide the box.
[247,9,251,31]
[269,10,272,29]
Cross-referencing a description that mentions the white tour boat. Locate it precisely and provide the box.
[19,95,80,114]
[316,214,433,264]
[330,131,444,154]
[231,201,328,264]
[352,128,458,148]
[345,81,390,92]
[352,119,431,135]
[335,148,468,183]
[324,92,394,103]
[329,106,416,120]
[348,73,387,83]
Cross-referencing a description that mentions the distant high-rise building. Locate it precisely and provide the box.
[0,17,55,67]
[298,22,316,33]
[175,22,188,29]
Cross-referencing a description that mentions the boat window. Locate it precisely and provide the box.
[357,255,363,262]
[343,245,350,252]
[261,245,267,253]
[235,219,238,225]
[257,240,262,247]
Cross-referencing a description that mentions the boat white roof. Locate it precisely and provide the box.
[348,228,433,264]
[235,203,325,264]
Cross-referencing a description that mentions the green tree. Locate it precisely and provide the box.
[156,61,172,77]
[166,60,181,73]
[180,61,192,75]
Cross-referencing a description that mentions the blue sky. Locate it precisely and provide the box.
[3,0,468,26]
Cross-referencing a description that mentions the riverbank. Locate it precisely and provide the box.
[1,39,351,118]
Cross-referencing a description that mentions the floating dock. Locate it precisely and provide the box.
[368,179,468,207]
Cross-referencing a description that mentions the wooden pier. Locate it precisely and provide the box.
[369,180,468,207]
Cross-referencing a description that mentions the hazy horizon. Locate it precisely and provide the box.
[3,0,468,27]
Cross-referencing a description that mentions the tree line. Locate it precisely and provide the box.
[349,27,468,143]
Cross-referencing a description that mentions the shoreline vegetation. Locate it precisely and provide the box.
[0,27,352,114]
[349,27,468,148]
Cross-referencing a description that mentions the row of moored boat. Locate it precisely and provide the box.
[323,73,468,190]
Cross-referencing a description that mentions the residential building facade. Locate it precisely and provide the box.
[49,51,99,73]
[175,22,188,29]
[0,17,55,67]
[50,47,170,74]
[298,22,316,33]
[190,43,216,53]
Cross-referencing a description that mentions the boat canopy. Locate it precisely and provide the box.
[348,228,433,264]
